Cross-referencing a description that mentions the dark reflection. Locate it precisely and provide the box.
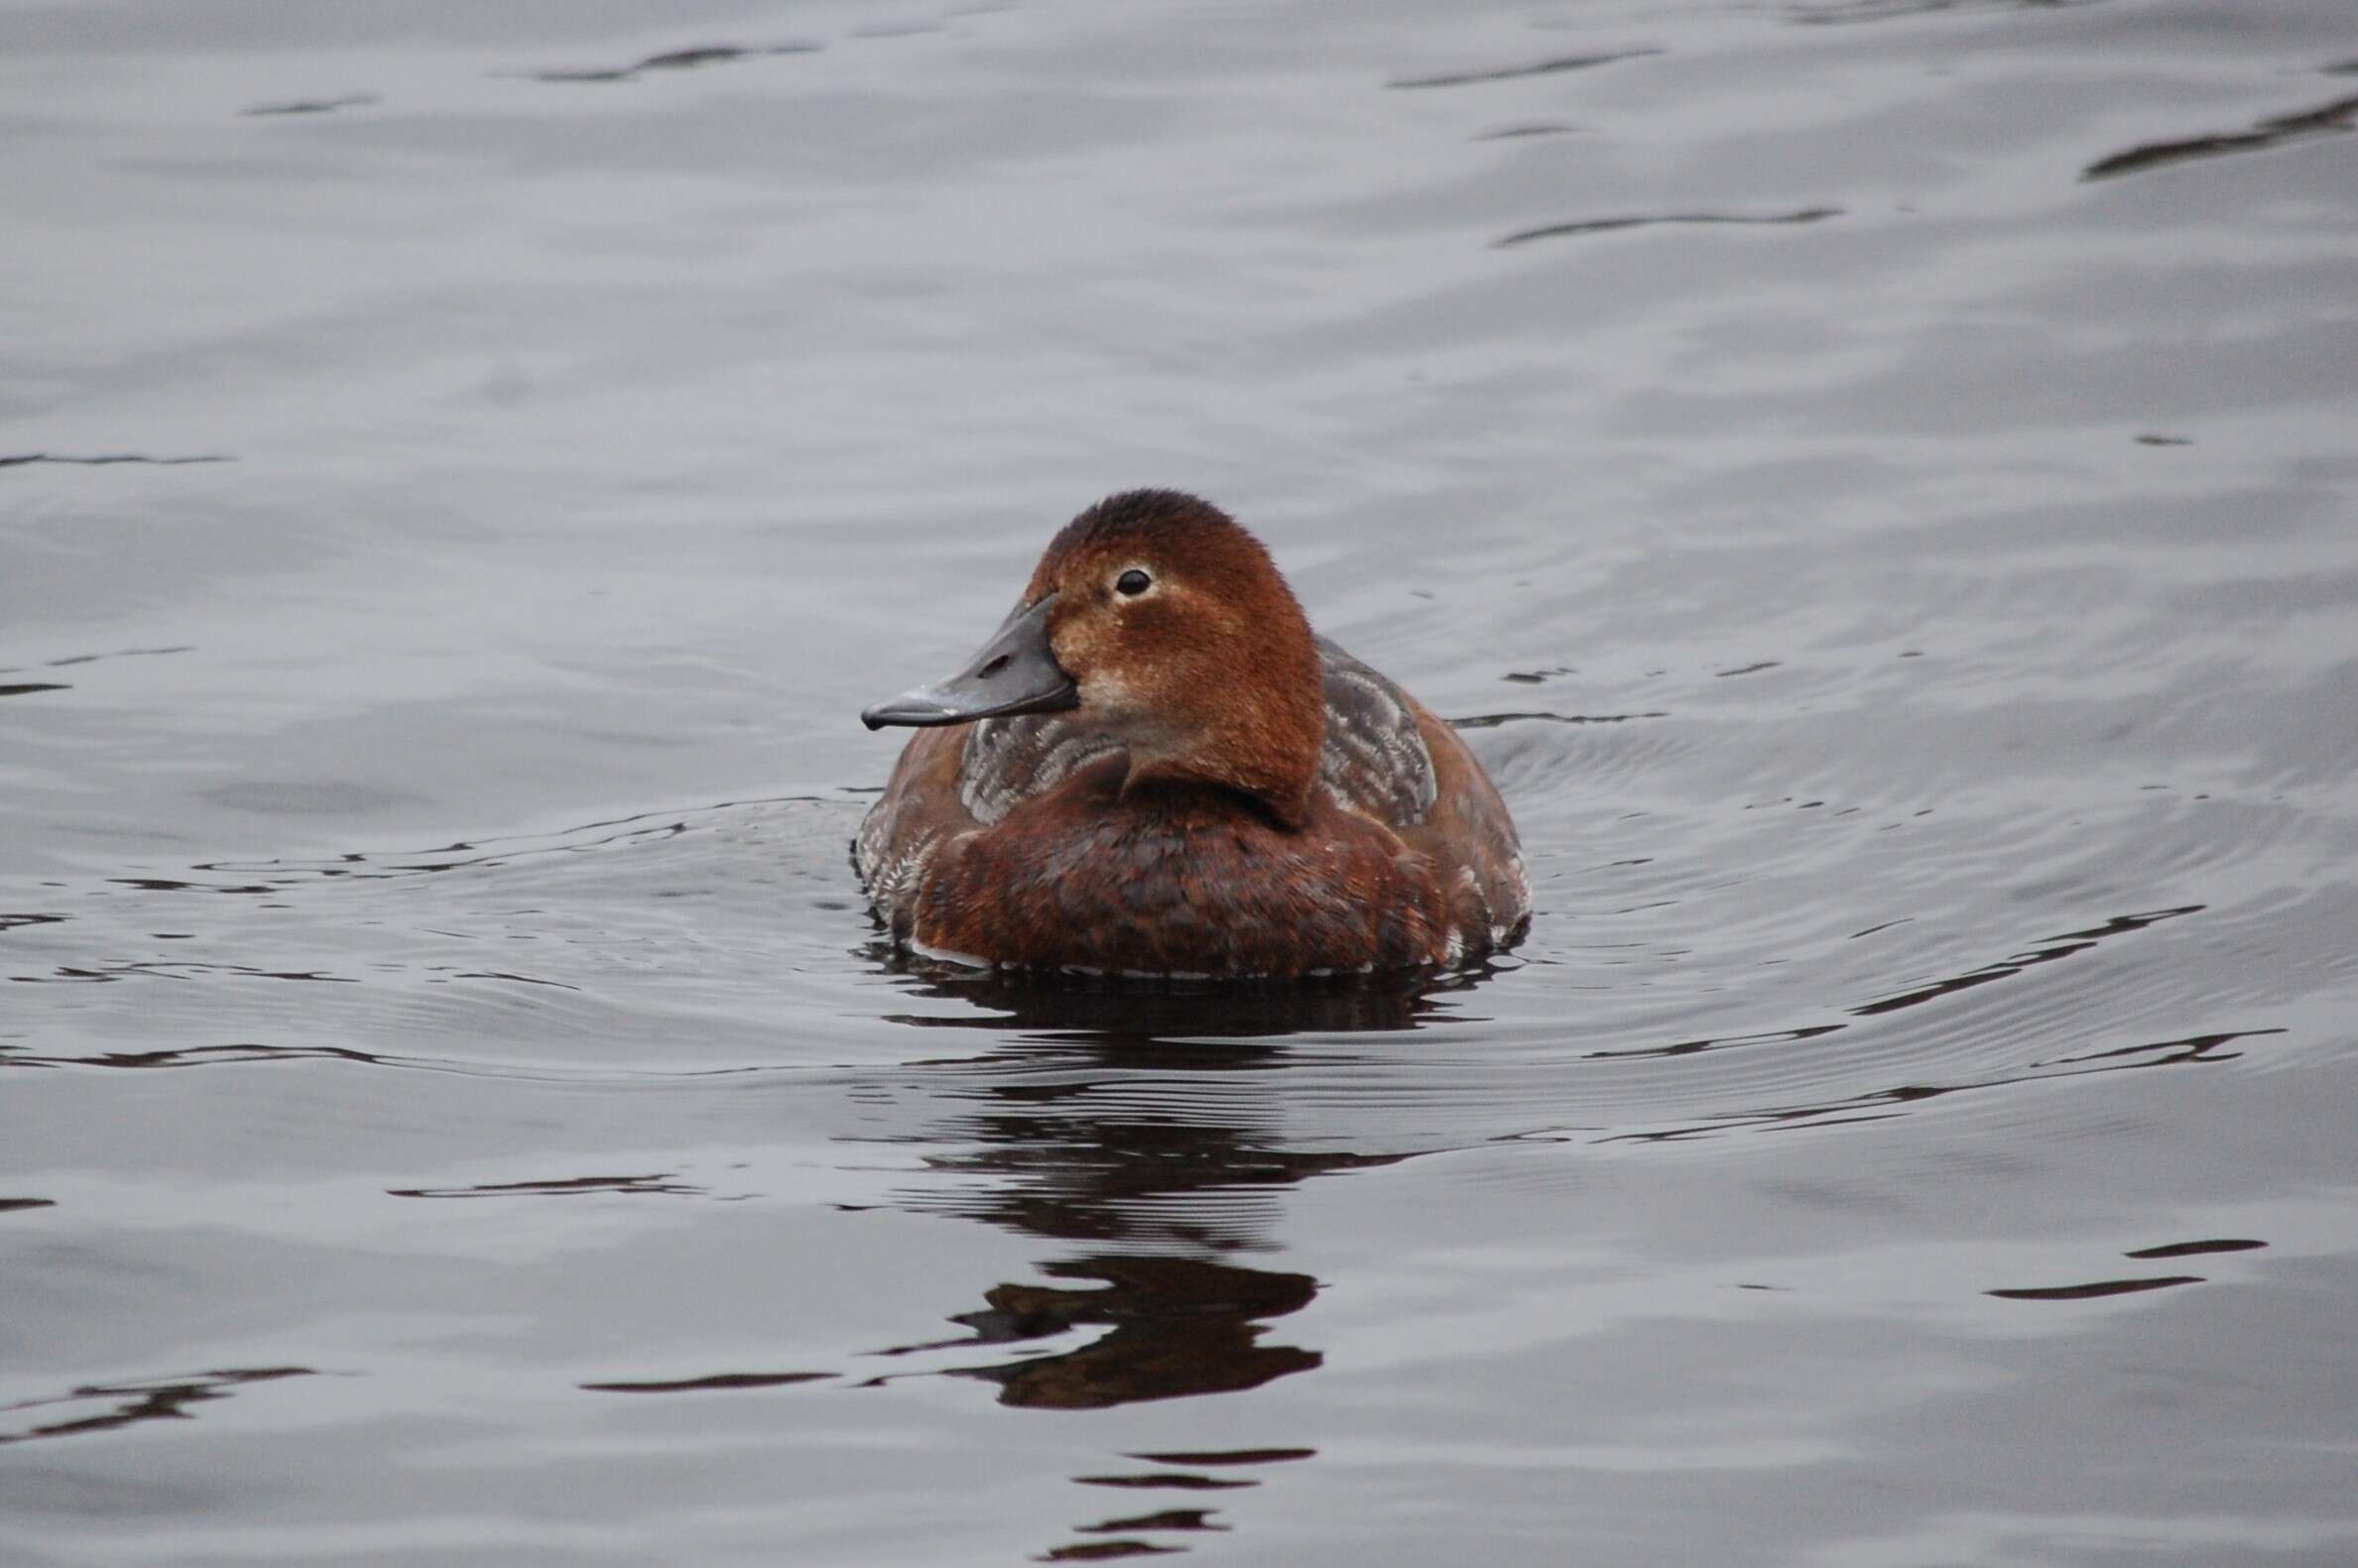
[0,683,69,698]
[580,1372,827,1393]
[1987,1275,2201,1301]
[1039,1543,1182,1562]
[0,1198,56,1213]
[1495,207,1839,249]
[1473,123,1586,142]
[1073,1473,1259,1492]
[1388,48,1661,91]
[19,958,352,984]
[447,968,580,991]
[2084,91,2358,181]
[0,1037,780,1082]
[0,1042,403,1072]
[188,795,824,884]
[862,969,1475,1563]
[1580,1024,1848,1063]
[33,646,191,668]
[1791,0,2100,23]
[941,1256,1321,1410]
[242,94,377,117]
[1851,905,2203,1017]
[106,877,277,893]
[0,1367,311,1446]
[2124,1238,2265,1261]
[1553,908,2240,1082]
[1590,1027,2283,1146]
[0,452,232,468]
[902,1109,1404,1249]
[521,43,819,84]
[390,1172,703,1199]
[1448,708,1668,728]
[878,955,1467,1039]
[1042,1543,1185,1562]
[1128,1448,1317,1466]
[1081,1508,1225,1535]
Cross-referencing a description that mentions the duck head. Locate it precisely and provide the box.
[862,490,1326,828]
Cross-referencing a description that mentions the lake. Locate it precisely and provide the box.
[5,0,2356,1563]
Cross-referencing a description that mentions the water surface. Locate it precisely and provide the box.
[6,0,2357,1563]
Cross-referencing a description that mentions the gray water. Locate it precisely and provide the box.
[6,1,2357,1563]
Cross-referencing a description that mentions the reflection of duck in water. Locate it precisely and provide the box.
[857,490,1530,977]
[868,968,1448,1413]
[887,1113,1375,1552]
[875,1025,1409,1412]
[949,1254,1323,1411]
[863,993,1468,1559]
[873,958,1475,1037]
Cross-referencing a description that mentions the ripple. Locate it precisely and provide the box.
[1578,1028,2285,1148]
[19,644,193,670]
[1789,0,2110,22]
[0,1039,694,1080]
[1849,905,2205,1019]
[1040,1540,1187,1560]
[1986,1275,2203,1302]
[879,965,1456,1038]
[190,793,838,884]
[20,958,357,985]
[241,93,377,117]
[1075,1508,1226,1535]
[1472,123,1588,142]
[1125,1448,1315,1467]
[1494,207,1841,249]
[516,43,820,84]
[579,1372,829,1393]
[387,1172,706,1199]
[1449,708,1671,729]
[0,452,233,469]
[1388,48,1661,91]
[0,1368,312,1447]
[2084,91,2358,182]
[2124,1238,2266,1260]
[1,1041,403,1072]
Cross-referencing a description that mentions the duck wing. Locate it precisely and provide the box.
[1319,638,1531,950]
[1313,637,1437,828]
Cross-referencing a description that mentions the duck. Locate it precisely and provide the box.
[855,489,1530,978]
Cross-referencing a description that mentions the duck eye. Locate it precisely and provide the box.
[1114,568,1153,597]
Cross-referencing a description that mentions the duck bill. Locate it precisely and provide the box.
[860,593,1079,730]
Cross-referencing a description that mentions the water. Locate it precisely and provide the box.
[5,0,2356,1562]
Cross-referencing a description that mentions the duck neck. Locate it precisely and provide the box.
[1121,688,1323,830]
